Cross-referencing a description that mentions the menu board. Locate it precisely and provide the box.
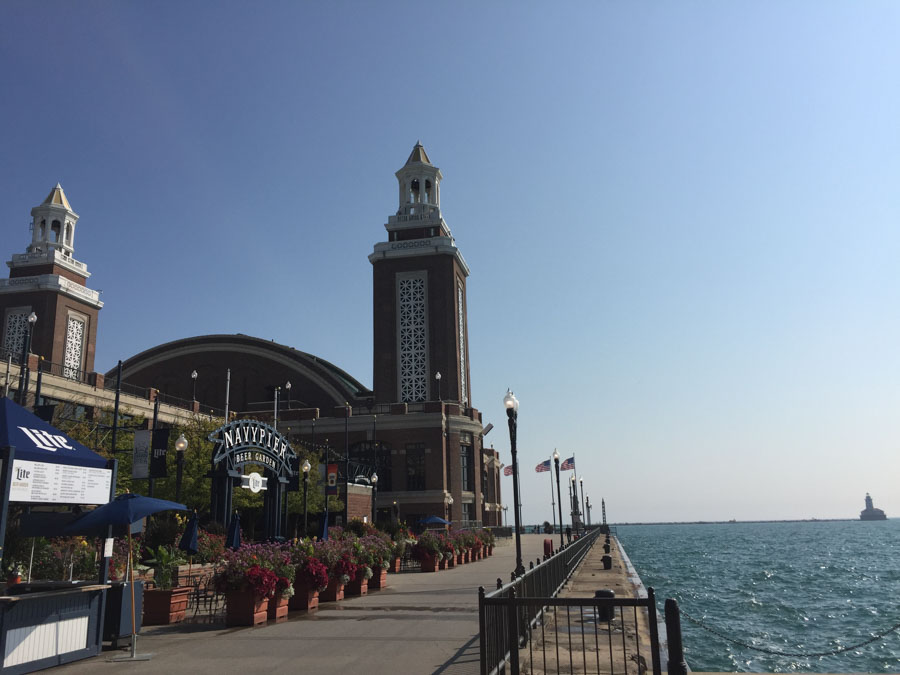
[9,459,112,505]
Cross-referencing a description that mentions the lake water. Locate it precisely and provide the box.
[616,520,900,672]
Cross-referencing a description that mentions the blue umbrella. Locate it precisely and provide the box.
[226,511,241,550]
[178,511,199,555]
[63,493,187,532]
[418,515,450,525]
[62,493,186,662]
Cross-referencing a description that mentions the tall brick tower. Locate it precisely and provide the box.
[369,143,472,406]
[0,185,103,375]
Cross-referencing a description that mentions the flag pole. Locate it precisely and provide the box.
[549,458,556,537]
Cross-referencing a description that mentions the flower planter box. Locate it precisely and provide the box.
[368,567,388,590]
[289,581,320,612]
[267,594,290,622]
[319,579,345,602]
[419,553,438,573]
[446,554,456,568]
[344,575,368,596]
[487,545,494,556]
[456,552,464,565]
[225,589,269,627]
[387,557,402,573]
[438,557,447,570]
[143,586,191,625]
[475,547,482,560]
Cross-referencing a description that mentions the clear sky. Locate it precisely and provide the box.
[2,2,898,524]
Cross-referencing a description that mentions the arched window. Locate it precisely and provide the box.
[65,223,73,246]
[40,219,46,239]
[51,220,61,243]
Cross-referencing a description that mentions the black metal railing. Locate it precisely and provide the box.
[479,529,662,674]
[480,590,661,675]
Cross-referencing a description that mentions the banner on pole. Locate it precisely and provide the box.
[150,428,170,478]
[133,430,150,479]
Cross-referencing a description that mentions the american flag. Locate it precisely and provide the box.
[560,456,575,471]
[535,459,551,473]
[503,465,513,476]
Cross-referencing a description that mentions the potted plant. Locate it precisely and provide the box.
[388,538,407,573]
[287,539,327,611]
[4,562,23,587]
[214,544,278,626]
[365,534,393,589]
[413,531,442,572]
[345,539,372,596]
[316,539,356,602]
[266,544,295,622]
[143,545,190,625]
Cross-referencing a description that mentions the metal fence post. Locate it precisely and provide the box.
[478,586,488,675]
[507,587,520,673]
[664,598,688,675]
[647,587,662,675]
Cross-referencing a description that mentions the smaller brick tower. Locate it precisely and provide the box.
[0,185,103,375]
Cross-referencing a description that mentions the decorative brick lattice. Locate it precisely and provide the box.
[458,283,468,405]
[2,311,28,361]
[64,317,85,379]
[398,276,427,402]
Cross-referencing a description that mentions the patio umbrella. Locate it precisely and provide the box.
[178,511,199,555]
[226,511,241,550]
[178,511,200,587]
[418,515,450,525]
[64,493,187,662]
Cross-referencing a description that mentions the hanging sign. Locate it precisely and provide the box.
[326,463,338,495]
[240,472,268,493]
[133,430,150,479]
[10,459,111,504]
[208,419,296,478]
[150,428,170,478]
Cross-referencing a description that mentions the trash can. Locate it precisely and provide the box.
[103,580,143,648]
[594,589,615,622]
[543,539,553,558]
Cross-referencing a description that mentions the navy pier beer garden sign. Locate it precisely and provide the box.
[209,419,297,478]
[208,418,297,538]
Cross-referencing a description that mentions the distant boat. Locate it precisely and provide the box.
[860,493,887,521]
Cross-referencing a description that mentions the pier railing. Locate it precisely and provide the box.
[480,528,663,674]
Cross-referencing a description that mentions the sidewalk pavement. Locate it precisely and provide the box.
[57,534,555,675]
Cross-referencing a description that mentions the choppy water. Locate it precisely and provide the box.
[616,520,900,672]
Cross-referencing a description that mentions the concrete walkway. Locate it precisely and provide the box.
[57,535,553,675]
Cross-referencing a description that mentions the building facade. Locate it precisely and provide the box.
[0,146,504,529]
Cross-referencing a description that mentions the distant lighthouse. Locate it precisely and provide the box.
[860,493,887,521]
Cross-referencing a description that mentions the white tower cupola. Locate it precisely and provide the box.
[396,141,443,218]
[29,183,79,258]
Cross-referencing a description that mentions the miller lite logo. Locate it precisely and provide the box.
[18,427,74,453]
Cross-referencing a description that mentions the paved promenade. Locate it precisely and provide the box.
[58,535,551,675]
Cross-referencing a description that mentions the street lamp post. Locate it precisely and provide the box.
[301,459,311,535]
[504,390,524,576]
[446,495,454,523]
[579,477,586,533]
[191,369,198,401]
[586,496,592,526]
[435,371,442,401]
[570,474,578,531]
[552,449,564,549]
[18,312,37,406]
[285,380,291,410]
[174,433,188,503]
[371,472,378,524]
[503,505,508,527]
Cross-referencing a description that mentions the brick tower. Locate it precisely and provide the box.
[0,185,103,375]
[369,143,472,406]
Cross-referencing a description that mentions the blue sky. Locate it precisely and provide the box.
[2,2,898,523]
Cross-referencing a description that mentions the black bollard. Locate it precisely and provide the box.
[594,589,615,622]
[664,598,688,675]
[603,543,611,553]
[601,554,612,570]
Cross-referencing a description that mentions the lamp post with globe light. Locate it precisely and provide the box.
[504,390,524,576]
[191,369,198,401]
[174,433,188,502]
[18,312,37,406]
[371,473,378,524]
[553,449,564,549]
[302,459,311,535]
[579,477,586,533]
